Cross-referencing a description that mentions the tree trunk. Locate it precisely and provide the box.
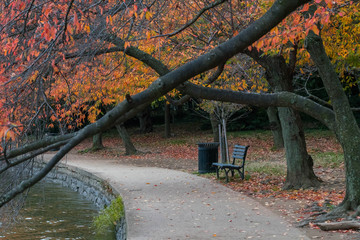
[138,106,153,134]
[92,133,104,150]
[115,124,137,155]
[164,102,171,138]
[279,107,320,189]
[246,49,321,189]
[306,31,360,212]
[266,107,284,149]
[210,112,219,143]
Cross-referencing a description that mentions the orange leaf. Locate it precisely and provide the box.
[124,42,131,48]
[301,3,309,12]
[311,25,320,35]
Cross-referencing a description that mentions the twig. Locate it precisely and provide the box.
[22,0,36,34]
[151,0,227,39]
[63,0,75,41]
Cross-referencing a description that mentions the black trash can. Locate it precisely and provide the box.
[197,142,219,174]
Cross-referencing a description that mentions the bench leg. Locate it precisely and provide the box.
[215,167,220,179]
[238,168,244,180]
[224,169,230,182]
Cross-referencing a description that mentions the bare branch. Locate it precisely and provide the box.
[0,140,68,175]
[304,73,333,108]
[0,134,75,161]
[152,0,227,39]
[64,46,124,59]
[22,0,36,34]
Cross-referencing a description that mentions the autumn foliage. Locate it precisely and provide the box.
[0,0,358,145]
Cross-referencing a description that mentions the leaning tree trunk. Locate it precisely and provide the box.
[115,124,137,155]
[266,107,284,149]
[306,31,360,212]
[92,133,104,150]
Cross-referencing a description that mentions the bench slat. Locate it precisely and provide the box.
[233,149,246,153]
[233,150,246,153]
[233,151,246,156]
[234,145,247,149]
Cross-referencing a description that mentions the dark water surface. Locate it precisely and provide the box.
[1,181,100,240]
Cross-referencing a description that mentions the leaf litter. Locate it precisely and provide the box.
[73,124,359,239]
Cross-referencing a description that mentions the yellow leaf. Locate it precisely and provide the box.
[145,11,153,21]
[256,40,264,49]
[84,24,90,33]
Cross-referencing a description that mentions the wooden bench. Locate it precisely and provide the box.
[212,145,250,182]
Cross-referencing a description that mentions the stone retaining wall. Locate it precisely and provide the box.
[36,159,127,240]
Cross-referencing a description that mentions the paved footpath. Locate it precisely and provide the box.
[47,154,309,240]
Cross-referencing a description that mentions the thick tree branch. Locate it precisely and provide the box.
[167,63,225,106]
[64,46,124,59]
[178,82,336,131]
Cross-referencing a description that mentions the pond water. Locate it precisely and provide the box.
[0,181,101,240]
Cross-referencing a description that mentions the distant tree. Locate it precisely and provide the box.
[200,100,246,163]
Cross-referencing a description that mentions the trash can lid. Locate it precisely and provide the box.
[197,142,219,147]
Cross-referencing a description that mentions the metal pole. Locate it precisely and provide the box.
[218,124,223,163]
[223,119,229,164]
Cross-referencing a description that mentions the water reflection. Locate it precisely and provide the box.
[1,181,100,239]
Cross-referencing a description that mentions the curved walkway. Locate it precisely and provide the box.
[46,154,309,240]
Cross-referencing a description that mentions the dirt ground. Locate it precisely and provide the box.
[71,125,360,240]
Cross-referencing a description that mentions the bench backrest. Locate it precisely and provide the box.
[231,145,250,166]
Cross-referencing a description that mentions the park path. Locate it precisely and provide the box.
[45,153,309,240]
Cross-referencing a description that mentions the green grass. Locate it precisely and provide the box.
[313,152,343,168]
[304,128,335,138]
[167,139,188,145]
[228,129,272,138]
[246,161,286,176]
[93,196,125,239]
